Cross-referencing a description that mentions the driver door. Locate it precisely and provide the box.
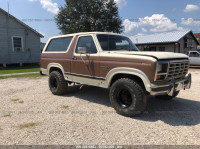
[70,35,100,78]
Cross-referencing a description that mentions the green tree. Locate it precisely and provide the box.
[55,0,124,34]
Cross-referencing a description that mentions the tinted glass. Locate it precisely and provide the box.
[97,34,139,51]
[189,52,200,57]
[46,37,73,52]
[76,36,97,54]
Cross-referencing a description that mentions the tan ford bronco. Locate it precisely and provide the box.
[40,32,191,116]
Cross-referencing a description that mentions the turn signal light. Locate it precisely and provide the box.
[156,75,162,80]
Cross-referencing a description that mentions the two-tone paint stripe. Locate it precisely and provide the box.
[64,72,106,81]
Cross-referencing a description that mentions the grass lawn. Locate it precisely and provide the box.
[0,73,45,79]
[0,65,40,75]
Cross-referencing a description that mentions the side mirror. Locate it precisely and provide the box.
[78,47,87,54]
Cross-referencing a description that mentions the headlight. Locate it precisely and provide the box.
[157,64,162,73]
[156,63,169,81]
[156,63,168,73]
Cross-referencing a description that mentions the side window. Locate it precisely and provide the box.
[97,35,109,50]
[13,37,23,52]
[116,40,130,50]
[189,52,200,57]
[46,37,73,52]
[189,52,195,57]
[76,36,97,54]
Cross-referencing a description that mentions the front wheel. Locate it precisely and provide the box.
[49,71,68,95]
[109,78,147,117]
[155,91,180,100]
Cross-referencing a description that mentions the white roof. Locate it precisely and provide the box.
[50,32,123,39]
[130,30,192,45]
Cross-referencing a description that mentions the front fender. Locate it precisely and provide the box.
[103,67,151,92]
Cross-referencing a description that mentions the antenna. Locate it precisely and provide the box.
[7,0,10,16]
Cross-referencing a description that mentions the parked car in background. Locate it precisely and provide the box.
[188,51,200,66]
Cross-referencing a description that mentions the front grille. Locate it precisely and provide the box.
[166,61,189,80]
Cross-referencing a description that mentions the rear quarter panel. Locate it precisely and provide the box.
[40,35,78,73]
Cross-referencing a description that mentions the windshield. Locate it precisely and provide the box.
[97,34,139,51]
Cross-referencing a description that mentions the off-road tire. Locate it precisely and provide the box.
[155,91,180,100]
[109,78,147,117]
[49,71,68,95]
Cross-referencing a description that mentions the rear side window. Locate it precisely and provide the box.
[45,37,73,52]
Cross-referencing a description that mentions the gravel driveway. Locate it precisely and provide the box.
[0,69,200,145]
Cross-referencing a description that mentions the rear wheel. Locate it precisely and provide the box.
[156,91,180,100]
[49,71,68,95]
[109,78,147,117]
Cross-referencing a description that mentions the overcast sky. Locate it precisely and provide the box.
[0,0,200,42]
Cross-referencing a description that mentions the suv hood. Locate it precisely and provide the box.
[109,51,189,60]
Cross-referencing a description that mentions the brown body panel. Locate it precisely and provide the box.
[99,57,156,82]
[71,56,100,77]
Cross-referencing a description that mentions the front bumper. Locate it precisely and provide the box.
[150,73,192,96]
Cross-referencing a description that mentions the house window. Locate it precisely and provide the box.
[149,47,156,51]
[159,47,165,51]
[144,46,150,51]
[184,38,194,48]
[12,37,23,52]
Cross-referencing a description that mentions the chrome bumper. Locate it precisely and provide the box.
[150,73,192,96]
